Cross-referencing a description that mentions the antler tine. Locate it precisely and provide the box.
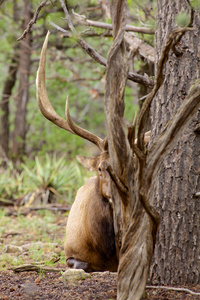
[36,31,105,151]
[36,31,74,134]
[65,97,105,151]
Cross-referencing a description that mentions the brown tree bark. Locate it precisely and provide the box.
[104,1,159,299]
[12,0,32,159]
[149,1,200,285]
[0,52,18,159]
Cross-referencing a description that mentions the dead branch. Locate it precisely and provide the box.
[5,205,70,217]
[106,164,128,195]
[17,0,51,41]
[10,264,66,273]
[28,205,70,212]
[49,20,71,36]
[50,6,154,88]
[73,10,155,34]
[146,285,200,296]
[137,27,194,150]
[125,32,155,63]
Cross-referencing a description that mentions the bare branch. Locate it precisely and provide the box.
[17,0,50,41]
[59,0,75,32]
[146,285,200,296]
[106,164,128,195]
[49,20,71,36]
[10,264,65,273]
[78,37,154,87]
[73,11,155,34]
[54,0,154,88]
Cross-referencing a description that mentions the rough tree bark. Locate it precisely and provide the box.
[0,0,19,161]
[149,1,200,285]
[12,0,32,159]
[0,52,18,159]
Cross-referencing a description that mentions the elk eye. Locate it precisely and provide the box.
[98,167,102,172]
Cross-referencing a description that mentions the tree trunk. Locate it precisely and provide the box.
[12,0,32,159]
[149,1,200,285]
[0,52,18,159]
[104,1,159,299]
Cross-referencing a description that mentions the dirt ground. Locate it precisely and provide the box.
[1,269,200,300]
[0,207,200,300]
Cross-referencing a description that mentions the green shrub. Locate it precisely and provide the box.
[0,155,90,205]
[22,154,88,204]
[0,160,25,203]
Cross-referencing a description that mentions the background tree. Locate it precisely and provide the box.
[12,0,32,159]
[0,0,19,161]
[0,0,154,162]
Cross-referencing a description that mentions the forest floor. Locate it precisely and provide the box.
[0,206,200,300]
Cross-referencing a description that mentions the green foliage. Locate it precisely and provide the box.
[0,209,66,270]
[0,0,151,171]
[21,154,86,203]
[0,254,25,270]
[191,0,200,9]
[124,86,138,123]
[175,12,190,27]
[0,160,25,202]
[0,155,90,204]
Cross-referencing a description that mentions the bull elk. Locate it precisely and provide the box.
[36,31,150,272]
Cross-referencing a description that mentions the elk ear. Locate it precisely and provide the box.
[76,155,99,172]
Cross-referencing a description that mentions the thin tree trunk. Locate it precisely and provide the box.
[12,0,32,159]
[149,1,200,285]
[0,52,18,159]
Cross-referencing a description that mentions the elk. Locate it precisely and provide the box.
[36,31,119,272]
[36,31,150,273]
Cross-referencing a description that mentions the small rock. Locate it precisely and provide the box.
[62,269,91,282]
[35,278,41,285]
[4,245,23,253]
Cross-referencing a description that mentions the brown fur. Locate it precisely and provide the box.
[64,176,118,272]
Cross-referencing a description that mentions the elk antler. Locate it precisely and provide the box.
[36,31,105,151]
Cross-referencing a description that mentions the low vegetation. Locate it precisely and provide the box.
[0,209,67,271]
[0,154,91,205]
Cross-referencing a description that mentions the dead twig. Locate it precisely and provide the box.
[146,285,200,296]
[17,0,50,41]
[5,204,70,216]
[72,10,155,34]
[10,264,66,273]
[50,2,154,88]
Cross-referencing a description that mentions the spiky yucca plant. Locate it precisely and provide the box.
[22,154,84,205]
